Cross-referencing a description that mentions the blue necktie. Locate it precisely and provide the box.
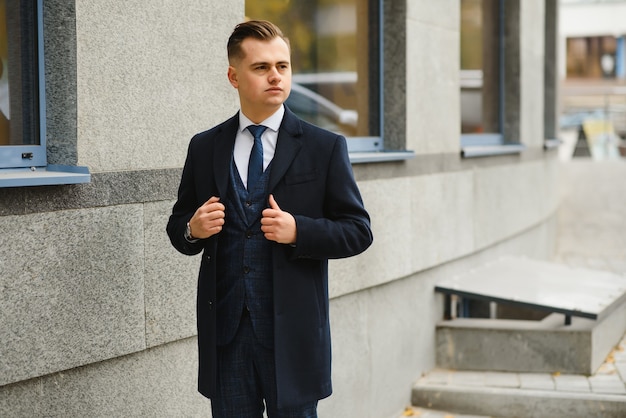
[246,125,267,190]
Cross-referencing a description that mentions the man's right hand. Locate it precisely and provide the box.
[188,196,226,239]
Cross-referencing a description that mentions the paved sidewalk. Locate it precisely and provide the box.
[406,333,626,417]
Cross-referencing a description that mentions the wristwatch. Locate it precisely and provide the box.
[184,222,198,242]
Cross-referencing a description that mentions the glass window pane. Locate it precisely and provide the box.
[0,0,9,145]
[0,0,40,148]
[460,0,501,135]
[246,0,380,138]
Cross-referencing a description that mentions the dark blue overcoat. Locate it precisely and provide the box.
[167,107,373,408]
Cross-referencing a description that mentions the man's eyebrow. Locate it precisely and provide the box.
[249,60,290,67]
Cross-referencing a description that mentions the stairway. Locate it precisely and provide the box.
[411,256,626,417]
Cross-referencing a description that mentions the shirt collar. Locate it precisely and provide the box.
[238,105,284,133]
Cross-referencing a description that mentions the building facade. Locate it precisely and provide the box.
[0,1,560,417]
[559,0,626,80]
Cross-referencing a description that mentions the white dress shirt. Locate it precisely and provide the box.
[233,105,285,189]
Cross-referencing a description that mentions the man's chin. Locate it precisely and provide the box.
[265,97,287,107]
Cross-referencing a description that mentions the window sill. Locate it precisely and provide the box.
[0,164,91,188]
[349,150,415,164]
[461,144,526,158]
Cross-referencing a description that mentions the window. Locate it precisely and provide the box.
[0,0,45,168]
[460,0,524,157]
[246,0,383,153]
[0,0,89,187]
[567,36,618,79]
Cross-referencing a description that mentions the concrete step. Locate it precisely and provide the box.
[411,368,626,418]
[436,305,626,374]
[413,335,626,417]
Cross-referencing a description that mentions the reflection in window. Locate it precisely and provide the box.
[460,0,501,135]
[0,0,9,145]
[567,36,617,79]
[0,0,40,148]
[246,0,380,139]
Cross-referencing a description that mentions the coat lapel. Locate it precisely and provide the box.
[213,114,239,200]
[269,107,303,192]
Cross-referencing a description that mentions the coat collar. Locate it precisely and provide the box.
[213,107,304,198]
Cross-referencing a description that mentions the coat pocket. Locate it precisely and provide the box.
[284,169,318,185]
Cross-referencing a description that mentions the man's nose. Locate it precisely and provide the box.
[268,67,281,83]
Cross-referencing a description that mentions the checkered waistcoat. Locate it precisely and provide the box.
[214,160,274,349]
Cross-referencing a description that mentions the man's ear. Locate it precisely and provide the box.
[227,66,238,88]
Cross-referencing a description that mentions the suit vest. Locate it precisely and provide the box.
[214,159,274,348]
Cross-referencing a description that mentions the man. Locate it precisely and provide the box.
[167,20,372,417]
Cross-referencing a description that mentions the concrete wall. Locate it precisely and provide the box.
[0,1,560,417]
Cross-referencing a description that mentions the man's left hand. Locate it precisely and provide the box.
[261,194,297,244]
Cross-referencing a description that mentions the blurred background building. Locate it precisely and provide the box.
[559,0,626,158]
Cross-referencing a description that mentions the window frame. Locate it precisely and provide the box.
[343,0,413,162]
[0,0,46,168]
[344,0,384,154]
[460,0,526,158]
[0,0,89,188]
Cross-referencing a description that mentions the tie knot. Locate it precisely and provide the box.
[247,125,267,140]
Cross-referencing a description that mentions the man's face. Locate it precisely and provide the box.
[228,37,292,121]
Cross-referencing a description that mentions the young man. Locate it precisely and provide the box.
[167,20,372,417]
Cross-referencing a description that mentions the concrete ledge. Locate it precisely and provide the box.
[412,382,626,418]
[436,301,626,374]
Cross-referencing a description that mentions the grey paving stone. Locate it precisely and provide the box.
[484,372,520,388]
[588,375,626,395]
[553,374,591,393]
[422,369,452,385]
[518,373,556,391]
[449,371,486,387]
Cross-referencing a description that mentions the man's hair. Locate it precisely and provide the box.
[227,20,289,63]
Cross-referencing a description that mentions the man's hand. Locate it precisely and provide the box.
[261,194,297,244]
[188,196,226,239]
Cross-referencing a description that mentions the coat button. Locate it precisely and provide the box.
[208,301,213,310]
[246,230,252,238]
[205,254,211,261]
[243,266,250,274]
